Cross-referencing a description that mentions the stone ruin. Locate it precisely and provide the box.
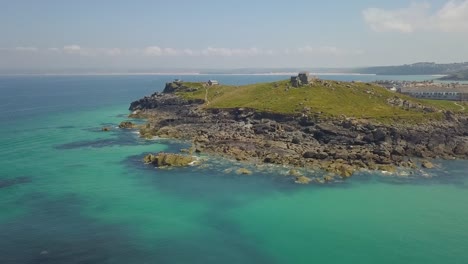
[290,72,315,87]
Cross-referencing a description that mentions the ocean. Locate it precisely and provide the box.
[0,74,467,264]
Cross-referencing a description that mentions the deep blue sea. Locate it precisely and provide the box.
[0,74,467,264]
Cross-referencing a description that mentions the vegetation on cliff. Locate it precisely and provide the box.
[174,80,462,123]
[128,79,467,182]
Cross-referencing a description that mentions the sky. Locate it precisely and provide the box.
[1,0,468,71]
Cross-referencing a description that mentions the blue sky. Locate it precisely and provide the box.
[1,0,467,70]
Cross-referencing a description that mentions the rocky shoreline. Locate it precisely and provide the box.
[127,84,468,180]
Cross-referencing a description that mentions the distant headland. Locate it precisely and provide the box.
[123,72,468,184]
[439,69,468,81]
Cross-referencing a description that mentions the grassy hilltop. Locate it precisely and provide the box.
[173,80,467,123]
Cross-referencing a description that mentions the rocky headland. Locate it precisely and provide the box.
[127,79,468,181]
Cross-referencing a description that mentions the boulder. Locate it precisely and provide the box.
[453,140,468,156]
[139,125,158,139]
[144,153,195,167]
[295,176,312,184]
[421,160,434,169]
[128,110,146,119]
[325,162,355,178]
[291,136,301,144]
[119,121,136,129]
[101,127,111,132]
[236,168,252,175]
[323,174,334,182]
[303,151,328,159]
[156,126,182,138]
[378,164,396,173]
[288,169,302,177]
[372,128,387,142]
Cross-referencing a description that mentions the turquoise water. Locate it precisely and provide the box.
[0,75,467,264]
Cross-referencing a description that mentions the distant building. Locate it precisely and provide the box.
[174,79,183,83]
[290,72,315,87]
[290,76,301,87]
[400,86,468,101]
[208,80,219,86]
[298,72,312,84]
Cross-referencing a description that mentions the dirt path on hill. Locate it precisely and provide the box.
[205,87,210,105]
[454,102,465,111]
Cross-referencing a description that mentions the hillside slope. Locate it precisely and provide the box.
[176,80,464,123]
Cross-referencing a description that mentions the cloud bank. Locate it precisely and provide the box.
[1,45,363,58]
[363,0,468,33]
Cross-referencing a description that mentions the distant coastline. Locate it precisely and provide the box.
[0,72,377,77]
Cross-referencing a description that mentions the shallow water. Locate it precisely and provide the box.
[0,75,467,264]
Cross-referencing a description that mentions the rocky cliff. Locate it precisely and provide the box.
[128,80,468,178]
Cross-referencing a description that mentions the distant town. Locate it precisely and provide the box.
[374,80,468,101]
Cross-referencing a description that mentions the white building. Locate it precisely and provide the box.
[208,80,219,86]
[400,86,468,101]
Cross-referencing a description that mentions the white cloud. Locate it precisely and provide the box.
[144,46,162,56]
[296,46,364,56]
[143,46,186,56]
[182,49,195,56]
[436,0,468,32]
[363,0,468,33]
[103,48,121,56]
[142,46,272,57]
[1,45,363,59]
[162,48,179,56]
[63,45,83,54]
[201,47,270,56]
[15,47,38,52]
[48,47,61,52]
[62,45,124,56]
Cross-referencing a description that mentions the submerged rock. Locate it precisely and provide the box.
[236,168,252,175]
[288,169,302,177]
[295,175,312,184]
[421,160,435,169]
[139,124,158,139]
[323,174,334,182]
[0,176,31,188]
[325,162,355,178]
[101,127,111,132]
[378,164,397,173]
[144,153,196,167]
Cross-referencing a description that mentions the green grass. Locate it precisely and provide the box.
[174,80,464,124]
[421,99,468,113]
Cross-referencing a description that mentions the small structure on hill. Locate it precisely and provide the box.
[290,72,315,87]
[174,79,183,83]
[208,80,219,86]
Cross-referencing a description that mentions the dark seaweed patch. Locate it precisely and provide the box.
[0,176,31,189]
[0,194,151,264]
[56,125,76,129]
[55,131,153,149]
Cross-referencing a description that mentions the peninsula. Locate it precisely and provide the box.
[127,74,468,181]
[439,69,468,81]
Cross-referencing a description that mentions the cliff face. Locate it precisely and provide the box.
[128,88,468,177]
[129,92,204,111]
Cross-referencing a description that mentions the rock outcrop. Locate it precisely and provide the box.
[129,87,468,178]
[118,121,136,129]
[144,153,196,167]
